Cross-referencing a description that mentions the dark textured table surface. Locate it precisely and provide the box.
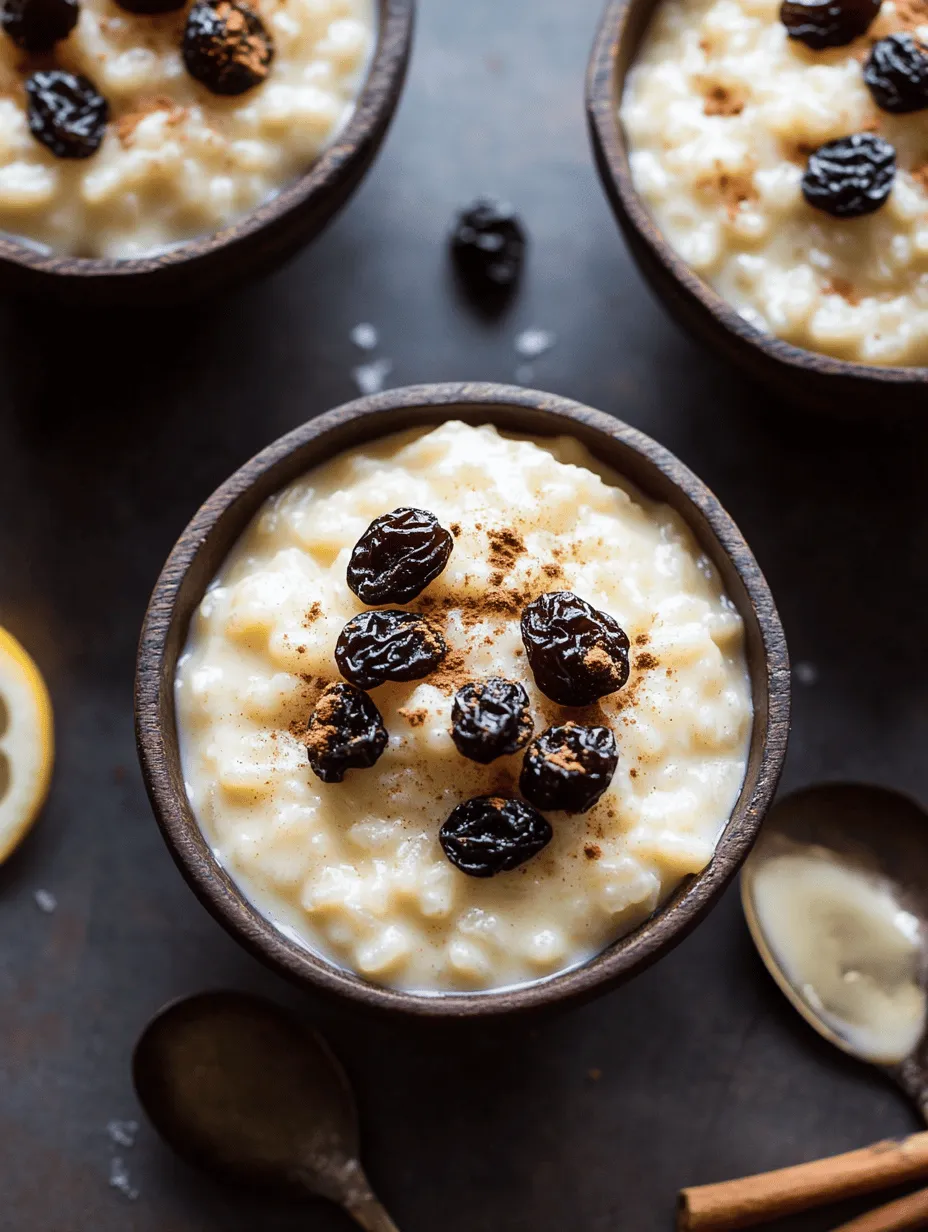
[2,0,928,1228]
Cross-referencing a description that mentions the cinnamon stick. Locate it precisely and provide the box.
[831,1185,928,1232]
[677,1132,928,1231]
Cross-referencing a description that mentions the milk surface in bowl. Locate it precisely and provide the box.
[0,0,374,257]
[621,0,928,366]
[174,421,753,993]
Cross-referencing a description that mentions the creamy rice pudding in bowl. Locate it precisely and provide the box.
[0,0,412,300]
[588,0,928,412]
[135,383,789,1016]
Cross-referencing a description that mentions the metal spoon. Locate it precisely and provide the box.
[741,783,928,1119]
[133,990,400,1231]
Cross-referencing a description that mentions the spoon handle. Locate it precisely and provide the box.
[890,1054,928,1126]
[344,1193,402,1232]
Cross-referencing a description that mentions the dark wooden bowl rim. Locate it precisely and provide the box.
[0,0,413,281]
[135,382,791,1018]
[586,0,928,390]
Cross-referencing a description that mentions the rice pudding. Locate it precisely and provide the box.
[0,0,374,257]
[622,0,928,366]
[175,421,753,993]
[747,842,926,1063]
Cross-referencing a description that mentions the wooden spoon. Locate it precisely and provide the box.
[133,990,400,1231]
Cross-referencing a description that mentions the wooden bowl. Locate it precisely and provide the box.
[135,382,791,1018]
[586,0,928,416]
[0,0,413,306]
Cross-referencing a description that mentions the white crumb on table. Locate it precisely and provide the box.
[350,323,379,350]
[33,889,57,913]
[794,661,819,686]
[352,358,393,396]
[109,1157,139,1201]
[106,1120,139,1148]
[514,328,556,359]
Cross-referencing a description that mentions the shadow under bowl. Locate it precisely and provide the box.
[586,0,928,416]
[0,0,414,306]
[135,381,791,1017]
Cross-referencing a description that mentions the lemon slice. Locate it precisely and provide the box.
[0,626,54,863]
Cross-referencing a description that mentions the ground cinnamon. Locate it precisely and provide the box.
[703,83,745,116]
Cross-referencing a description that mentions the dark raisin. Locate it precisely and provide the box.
[779,0,879,49]
[26,71,108,160]
[439,795,552,878]
[304,682,387,783]
[520,723,618,814]
[1,0,77,52]
[450,198,526,309]
[335,609,446,690]
[864,33,928,113]
[347,507,454,605]
[802,133,895,218]
[183,0,273,96]
[450,677,533,764]
[115,0,184,14]
[521,591,630,707]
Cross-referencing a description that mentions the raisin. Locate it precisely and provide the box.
[115,0,184,13]
[864,34,928,113]
[335,609,446,690]
[450,198,526,309]
[779,0,879,49]
[347,507,454,605]
[520,723,618,814]
[451,678,533,764]
[439,795,552,878]
[304,682,387,783]
[521,591,630,707]
[802,133,895,218]
[26,71,108,160]
[2,0,77,52]
[183,0,273,96]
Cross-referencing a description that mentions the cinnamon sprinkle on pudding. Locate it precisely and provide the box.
[175,422,752,991]
[622,0,928,365]
[0,0,374,256]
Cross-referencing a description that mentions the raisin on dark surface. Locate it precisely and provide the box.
[864,34,928,113]
[779,0,879,48]
[451,677,534,764]
[183,0,273,96]
[802,133,895,218]
[335,609,446,690]
[347,507,454,605]
[304,682,387,784]
[450,198,526,309]
[2,0,77,53]
[26,71,108,159]
[440,795,552,878]
[521,591,630,707]
[520,722,618,814]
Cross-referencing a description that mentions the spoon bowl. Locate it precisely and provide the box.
[133,991,399,1229]
[742,784,928,1117]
